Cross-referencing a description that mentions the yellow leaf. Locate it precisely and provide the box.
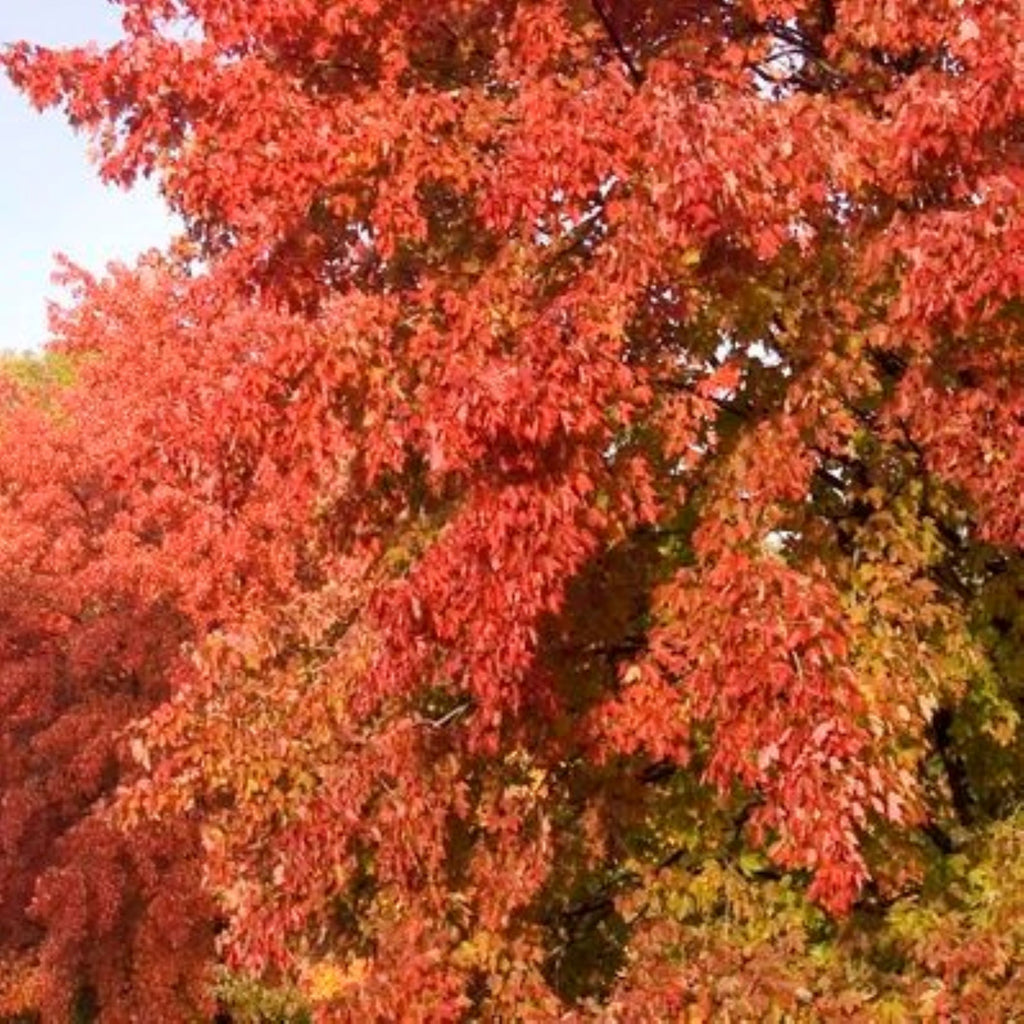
[306,958,368,1003]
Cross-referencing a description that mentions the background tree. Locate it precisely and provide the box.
[0,348,214,1020]
[3,0,1023,1018]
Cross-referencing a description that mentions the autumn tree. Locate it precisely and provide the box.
[3,0,1024,1019]
[0,349,215,1020]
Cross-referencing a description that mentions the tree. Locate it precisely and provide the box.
[3,0,1023,1018]
[0,349,215,1021]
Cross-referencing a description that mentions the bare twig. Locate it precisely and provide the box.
[421,700,472,728]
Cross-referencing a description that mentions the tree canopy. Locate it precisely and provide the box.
[2,0,1023,1019]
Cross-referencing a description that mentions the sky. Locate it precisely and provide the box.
[0,1,180,352]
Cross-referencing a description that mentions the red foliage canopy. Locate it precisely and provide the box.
[2,0,1023,1018]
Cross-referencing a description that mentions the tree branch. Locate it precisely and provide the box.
[591,0,644,87]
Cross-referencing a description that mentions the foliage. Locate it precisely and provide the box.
[2,0,1023,1019]
[0,354,215,1020]
[214,967,310,1024]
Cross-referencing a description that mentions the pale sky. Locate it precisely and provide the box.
[0,1,180,351]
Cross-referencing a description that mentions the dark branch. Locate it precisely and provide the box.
[929,707,976,827]
[590,0,644,87]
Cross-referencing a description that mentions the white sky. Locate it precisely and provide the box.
[0,1,181,352]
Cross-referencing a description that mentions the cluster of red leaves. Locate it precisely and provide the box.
[2,0,1023,1019]
[0,358,214,1019]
